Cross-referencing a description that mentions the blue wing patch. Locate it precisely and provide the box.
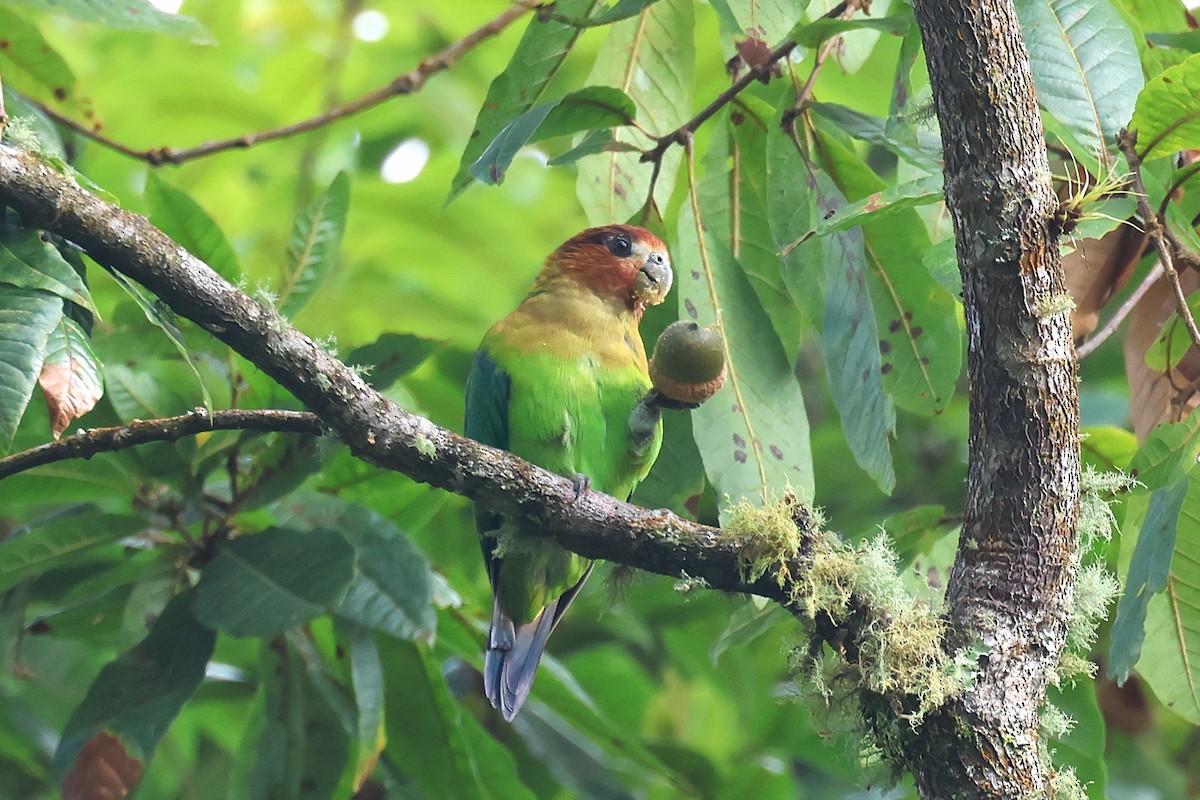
[465,348,512,584]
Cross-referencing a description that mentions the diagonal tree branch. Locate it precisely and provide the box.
[31,5,531,166]
[0,142,805,603]
[0,408,324,479]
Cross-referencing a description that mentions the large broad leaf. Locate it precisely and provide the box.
[813,127,961,416]
[1127,415,1200,490]
[243,637,349,800]
[346,625,386,792]
[344,332,439,390]
[0,7,74,97]
[0,512,145,593]
[0,228,96,314]
[1113,475,1200,723]
[698,106,801,357]
[449,0,602,201]
[103,271,212,411]
[1108,478,1187,682]
[6,0,208,39]
[52,591,216,797]
[470,87,636,186]
[1129,52,1200,160]
[809,102,943,172]
[1015,0,1144,168]
[193,527,356,637]
[788,14,911,46]
[39,316,104,438]
[145,174,242,281]
[280,496,437,642]
[577,0,695,224]
[675,197,814,517]
[381,639,537,800]
[709,0,808,44]
[0,286,62,449]
[811,174,897,492]
[279,172,350,318]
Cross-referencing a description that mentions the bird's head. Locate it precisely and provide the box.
[537,225,673,315]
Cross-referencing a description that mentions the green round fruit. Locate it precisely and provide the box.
[649,321,727,405]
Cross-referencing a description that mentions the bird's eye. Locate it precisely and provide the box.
[607,236,633,257]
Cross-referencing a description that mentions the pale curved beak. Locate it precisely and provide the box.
[631,252,673,306]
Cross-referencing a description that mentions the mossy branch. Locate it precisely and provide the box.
[0,142,980,748]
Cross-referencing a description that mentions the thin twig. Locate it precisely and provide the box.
[1119,129,1200,352]
[31,5,532,166]
[0,408,324,479]
[1076,261,1163,358]
[636,0,859,218]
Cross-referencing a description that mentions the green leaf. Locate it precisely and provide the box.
[449,0,602,201]
[814,127,962,416]
[0,512,145,593]
[583,0,666,27]
[1133,474,1200,723]
[1145,30,1200,51]
[0,7,74,97]
[1129,52,1200,159]
[1108,478,1187,682]
[577,0,695,224]
[244,638,307,800]
[279,172,350,318]
[470,87,636,186]
[1127,415,1200,490]
[104,361,202,422]
[788,14,911,46]
[804,173,945,236]
[1015,0,1144,168]
[1045,679,1107,797]
[809,102,942,172]
[280,496,436,641]
[103,271,212,412]
[38,315,104,438]
[0,227,96,314]
[700,106,801,356]
[145,174,242,281]
[382,639,537,800]
[0,286,61,449]
[813,176,897,492]
[193,527,356,637]
[52,591,216,793]
[675,197,815,517]
[547,129,636,166]
[345,333,440,390]
[715,0,808,42]
[7,0,209,39]
[709,601,790,665]
[346,625,386,792]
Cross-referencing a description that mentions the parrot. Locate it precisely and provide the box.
[464,224,673,720]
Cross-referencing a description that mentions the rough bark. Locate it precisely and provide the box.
[908,0,1081,797]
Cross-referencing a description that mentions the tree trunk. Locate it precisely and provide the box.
[906,0,1081,796]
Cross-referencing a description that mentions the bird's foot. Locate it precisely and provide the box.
[570,473,591,502]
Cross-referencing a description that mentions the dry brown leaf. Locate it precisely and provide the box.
[1065,222,1148,341]
[38,351,103,440]
[62,732,144,800]
[1124,268,1200,440]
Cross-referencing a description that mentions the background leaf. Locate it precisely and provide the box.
[0,286,62,449]
[279,172,350,318]
[194,527,356,637]
[577,0,695,224]
[1015,0,1144,167]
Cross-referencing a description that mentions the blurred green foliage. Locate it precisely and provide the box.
[0,0,1198,797]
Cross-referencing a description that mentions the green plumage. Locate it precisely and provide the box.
[465,225,671,720]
